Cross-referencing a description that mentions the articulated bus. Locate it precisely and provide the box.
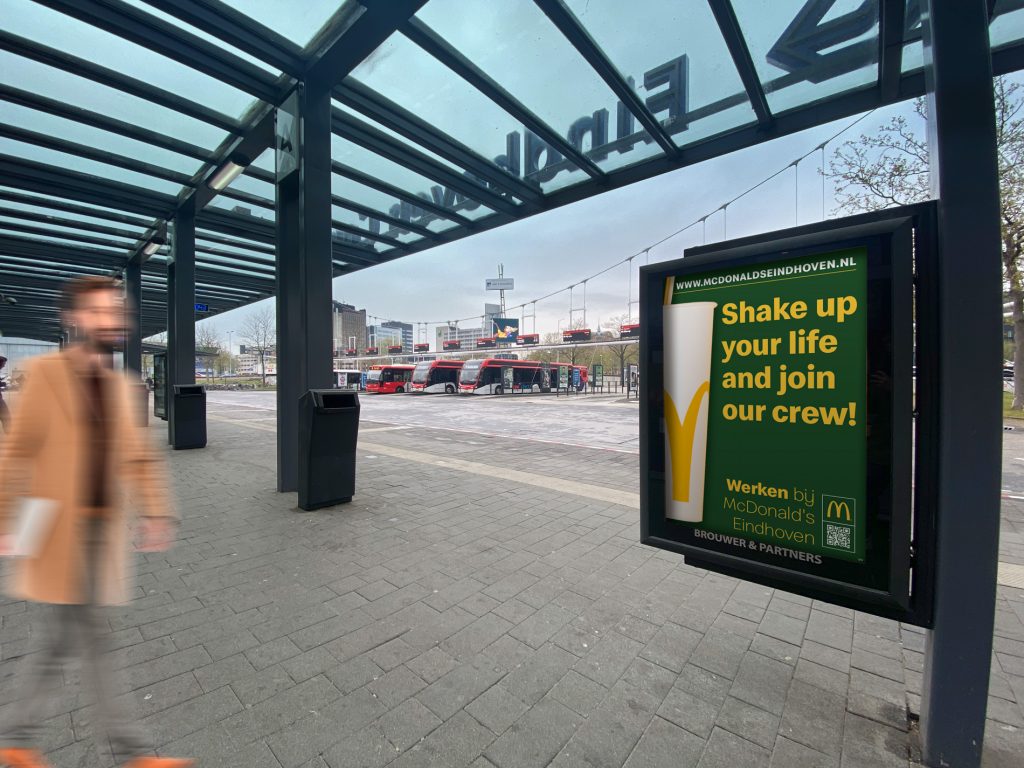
[459,358,587,395]
[410,360,463,394]
[365,364,415,394]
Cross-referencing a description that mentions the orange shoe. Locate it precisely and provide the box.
[121,759,195,768]
[0,748,51,768]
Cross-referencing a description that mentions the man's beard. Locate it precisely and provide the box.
[86,335,118,354]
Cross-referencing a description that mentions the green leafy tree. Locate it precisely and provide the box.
[827,78,1024,406]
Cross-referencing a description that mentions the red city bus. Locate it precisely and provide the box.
[365,364,414,394]
[410,360,464,394]
[459,358,587,395]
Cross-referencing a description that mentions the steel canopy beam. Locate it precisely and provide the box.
[0,84,216,164]
[335,78,545,206]
[707,0,772,126]
[532,0,678,154]
[0,30,241,133]
[332,109,519,217]
[879,0,908,101]
[138,0,305,76]
[33,0,283,101]
[0,190,157,229]
[0,155,177,218]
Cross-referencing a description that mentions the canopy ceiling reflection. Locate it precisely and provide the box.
[2,0,1023,341]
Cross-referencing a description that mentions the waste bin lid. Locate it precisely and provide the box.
[310,389,359,410]
[174,385,205,395]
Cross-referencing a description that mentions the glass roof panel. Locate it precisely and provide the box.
[0,53,230,148]
[0,102,203,176]
[732,0,879,114]
[0,214,141,245]
[331,173,460,236]
[0,137,185,195]
[0,193,153,232]
[332,134,495,222]
[902,41,923,74]
[350,33,577,190]
[118,0,282,76]
[331,204,423,245]
[415,0,665,178]
[219,0,346,48]
[991,0,1024,48]
[332,99,472,177]
[251,148,276,173]
[227,172,276,200]
[564,0,758,148]
[5,0,256,119]
[0,229,129,254]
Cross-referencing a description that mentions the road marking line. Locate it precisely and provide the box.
[207,414,275,432]
[359,440,640,509]
[360,426,411,434]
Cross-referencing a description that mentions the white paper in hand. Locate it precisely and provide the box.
[12,498,58,558]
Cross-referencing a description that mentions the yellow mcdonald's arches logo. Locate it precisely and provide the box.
[825,499,852,522]
[665,381,710,502]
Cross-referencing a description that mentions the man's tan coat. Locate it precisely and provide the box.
[0,350,171,605]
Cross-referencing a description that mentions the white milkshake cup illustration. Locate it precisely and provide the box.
[663,298,717,523]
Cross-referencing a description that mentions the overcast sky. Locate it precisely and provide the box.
[199,101,920,352]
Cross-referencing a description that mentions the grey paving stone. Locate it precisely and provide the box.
[485,696,581,768]
[574,631,644,688]
[220,675,340,746]
[689,627,751,680]
[804,611,854,654]
[466,684,530,736]
[729,652,794,715]
[793,658,850,698]
[281,645,340,683]
[640,621,702,673]
[770,736,837,768]
[194,653,257,692]
[549,682,658,768]
[326,654,385,694]
[549,669,609,716]
[658,684,721,739]
[622,716,705,768]
[142,685,245,747]
[491,598,537,625]
[244,636,302,671]
[389,711,495,768]
[369,637,419,671]
[416,661,505,721]
[839,713,908,768]
[368,665,427,709]
[442,613,515,660]
[406,647,460,684]
[508,603,574,649]
[758,611,807,646]
[779,679,848,756]
[715,696,780,749]
[501,643,577,705]
[697,726,771,768]
[377,698,443,751]
[319,724,394,768]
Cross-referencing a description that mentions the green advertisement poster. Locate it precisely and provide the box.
[663,248,867,564]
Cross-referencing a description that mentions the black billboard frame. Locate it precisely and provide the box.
[639,202,937,627]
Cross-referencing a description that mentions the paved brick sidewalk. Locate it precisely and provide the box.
[1,401,1022,767]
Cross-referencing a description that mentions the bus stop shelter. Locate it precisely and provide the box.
[0,1,1018,764]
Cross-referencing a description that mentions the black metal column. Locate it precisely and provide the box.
[920,2,1002,766]
[275,81,334,493]
[124,257,142,374]
[167,198,197,444]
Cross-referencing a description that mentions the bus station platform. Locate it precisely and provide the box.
[1,394,1021,768]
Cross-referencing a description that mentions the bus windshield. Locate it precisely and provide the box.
[460,360,482,384]
[412,362,432,384]
[366,370,382,382]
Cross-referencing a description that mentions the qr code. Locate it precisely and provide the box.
[825,523,853,551]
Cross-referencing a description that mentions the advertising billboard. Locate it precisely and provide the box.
[492,318,519,344]
[476,337,497,349]
[517,333,540,346]
[388,345,403,354]
[562,328,592,342]
[640,205,934,625]
[486,278,515,290]
[442,339,462,351]
[414,343,430,353]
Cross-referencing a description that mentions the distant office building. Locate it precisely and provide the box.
[237,345,276,375]
[368,324,402,349]
[435,325,483,349]
[333,301,367,353]
[382,320,414,352]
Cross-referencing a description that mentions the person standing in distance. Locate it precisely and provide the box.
[0,277,193,768]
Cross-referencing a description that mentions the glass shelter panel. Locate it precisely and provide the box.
[564,0,758,147]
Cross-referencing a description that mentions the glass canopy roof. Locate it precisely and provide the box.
[2,0,1023,341]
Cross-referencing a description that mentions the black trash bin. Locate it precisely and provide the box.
[298,389,360,511]
[171,384,206,450]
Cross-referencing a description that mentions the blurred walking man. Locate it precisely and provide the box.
[0,355,10,432]
[0,277,192,768]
